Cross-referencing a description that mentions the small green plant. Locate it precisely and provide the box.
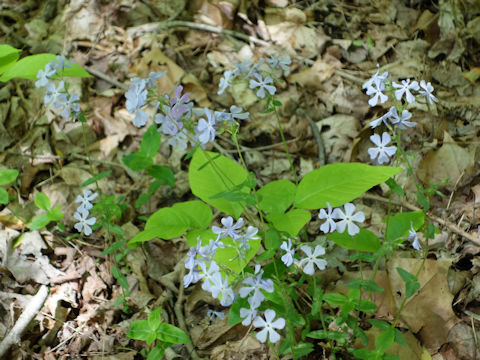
[0,168,19,204]
[28,192,64,231]
[127,306,190,359]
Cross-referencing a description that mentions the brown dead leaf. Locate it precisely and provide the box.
[417,132,476,190]
[387,258,459,350]
[288,59,336,90]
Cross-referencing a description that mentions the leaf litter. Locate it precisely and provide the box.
[0,0,480,359]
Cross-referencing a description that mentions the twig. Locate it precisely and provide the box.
[362,193,480,247]
[156,20,270,47]
[83,65,129,91]
[173,263,204,360]
[0,285,49,358]
[296,107,326,165]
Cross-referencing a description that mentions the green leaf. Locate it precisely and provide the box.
[147,166,175,187]
[128,201,211,247]
[128,320,156,345]
[189,151,248,218]
[228,297,249,326]
[123,152,153,171]
[257,179,296,213]
[307,330,350,342]
[327,228,380,252]
[112,266,129,290]
[292,342,314,359]
[376,327,395,353]
[34,193,51,211]
[357,299,378,312]
[294,163,402,209]
[348,279,384,292]
[264,229,281,250]
[396,268,420,299]
[267,209,311,236]
[0,53,91,82]
[28,213,50,230]
[0,169,19,185]
[0,45,21,75]
[156,323,190,344]
[369,319,391,331]
[147,345,166,360]
[385,177,404,196]
[323,293,349,306]
[148,307,162,330]
[0,188,9,204]
[394,329,406,346]
[255,249,276,261]
[140,125,162,157]
[47,205,64,222]
[396,267,416,283]
[386,211,424,242]
[214,236,261,273]
[80,170,112,187]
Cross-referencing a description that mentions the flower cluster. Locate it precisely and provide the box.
[35,55,81,120]
[217,55,291,98]
[125,76,249,149]
[279,239,328,276]
[363,66,438,165]
[73,189,97,236]
[318,202,365,236]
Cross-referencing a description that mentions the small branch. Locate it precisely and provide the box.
[83,65,129,91]
[362,193,480,246]
[173,263,204,360]
[297,107,326,166]
[0,285,49,358]
[156,20,270,47]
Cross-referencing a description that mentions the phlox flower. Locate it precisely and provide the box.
[389,108,416,129]
[332,203,365,236]
[44,80,65,107]
[253,309,285,343]
[318,202,336,234]
[199,261,220,292]
[365,78,388,107]
[146,71,166,87]
[57,93,81,119]
[368,132,397,165]
[73,209,96,236]
[298,245,327,275]
[35,63,57,88]
[419,80,438,104]
[218,69,236,95]
[184,268,202,288]
[239,296,259,326]
[239,265,274,308]
[237,226,259,255]
[75,189,98,212]
[266,55,291,71]
[280,238,295,267]
[212,216,244,240]
[50,55,73,74]
[195,108,216,145]
[362,65,388,90]
[392,79,419,103]
[408,222,421,250]
[249,73,276,99]
[369,106,395,128]
[210,272,235,306]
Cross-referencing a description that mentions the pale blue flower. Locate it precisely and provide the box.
[133,110,148,128]
[50,55,73,73]
[318,202,336,234]
[195,108,216,145]
[218,70,236,95]
[212,216,244,240]
[366,78,388,107]
[280,238,295,267]
[200,261,220,292]
[249,73,276,99]
[58,93,81,119]
[234,59,251,75]
[267,55,291,71]
[332,203,365,236]
[75,189,98,212]
[392,79,419,103]
[253,309,285,343]
[44,80,65,107]
[239,265,274,308]
[408,222,421,250]
[368,132,397,165]
[147,71,166,87]
[298,245,327,275]
[362,66,388,90]
[389,108,416,129]
[35,63,57,88]
[240,297,259,326]
[419,80,438,104]
[74,209,96,236]
[369,106,395,128]
[184,268,202,288]
[210,272,235,306]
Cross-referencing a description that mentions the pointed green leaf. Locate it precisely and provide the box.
[294,163,402,209]
[267,209,311,236]
[257,179,296,214]
[155,323,190,344]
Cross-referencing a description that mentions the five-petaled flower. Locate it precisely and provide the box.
[75,189,98,212]
[253,309,285,343]
[392,79,419,103]
[419,80,438,104]
[368,132,397,165]
[298,245,327,275]
[332,203,365,236]
[280,238,295,267]
[408,222,421,250]
[249,73,276,99]
[366,78,388,107]
[73,209,96,236]
[318,202,337,234]
[212,216,244,240]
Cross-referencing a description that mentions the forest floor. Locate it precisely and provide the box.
[1,0,480,359]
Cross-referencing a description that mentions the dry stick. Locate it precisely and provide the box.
[83,65,130,91]
[156,20,271,47]
[0,285,49,358]
[173,264,204,360]
[296,107,326,166]
[362,193,480,247]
